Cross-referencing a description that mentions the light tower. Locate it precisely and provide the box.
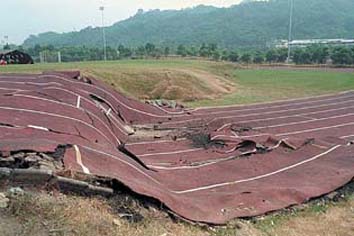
[287,0,294,63]
[4,36,9,46]
[99,5,107,61]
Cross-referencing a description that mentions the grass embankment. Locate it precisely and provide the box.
[1,59,354,107]
[0,190,353,236]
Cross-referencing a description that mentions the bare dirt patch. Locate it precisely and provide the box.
[90,68,236,102]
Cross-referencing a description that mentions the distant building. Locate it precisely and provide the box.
[0,50,34,64]
[275,39,354,48]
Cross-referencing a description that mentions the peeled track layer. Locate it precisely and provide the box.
[0,71,354,224]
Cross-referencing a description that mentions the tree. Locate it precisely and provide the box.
[221,50,229,61]
[212,51,221,61]
[208,43,218,52]
[276,48,288,63]
[199,43,209,57]
[253,51,264,64]
[187,46,198,56]
[136,46,146,58]
[177,44,187,57]
[331,47,352,65]
[145,43,156,56]
[164,47,170,57]
[228,51,239,62]
[3,44,10,50]
[265,49,278,63]
[310,46,329,64]
[351,47,354,63]
[117,44,132,59]
[240,53,252,63]
[34,44,42,55]
[293,49,311,64]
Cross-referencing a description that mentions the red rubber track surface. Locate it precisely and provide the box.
[0,71,353,224]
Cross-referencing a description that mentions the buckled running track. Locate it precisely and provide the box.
[0,71,353,224]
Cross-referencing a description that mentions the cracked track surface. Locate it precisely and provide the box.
[0,71,354,224]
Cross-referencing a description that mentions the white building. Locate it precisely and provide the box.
[275,39,354,48]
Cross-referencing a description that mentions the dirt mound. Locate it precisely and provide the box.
[101,68,236,102]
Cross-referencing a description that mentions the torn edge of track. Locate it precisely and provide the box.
[1,160,353,226]
[0,165,168,224]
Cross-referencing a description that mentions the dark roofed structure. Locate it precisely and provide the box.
[0,50,34,64]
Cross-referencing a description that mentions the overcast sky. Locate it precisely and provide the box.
[1,0,242,44]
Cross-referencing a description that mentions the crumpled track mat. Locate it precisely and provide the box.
[0,71,353,224]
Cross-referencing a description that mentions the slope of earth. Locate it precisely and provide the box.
[0,60,236,103]
[0,70,353,224]
[0,188,353,236]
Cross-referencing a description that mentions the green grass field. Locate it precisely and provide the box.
[1,59,354,108]
[192,68,354,107]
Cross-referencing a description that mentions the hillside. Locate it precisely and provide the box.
[22,0,354,49]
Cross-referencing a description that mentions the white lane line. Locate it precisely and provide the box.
[215,105,354,132]
[0,82,126,131]
[73,145,90,174]
[76,96,81,108]
[0,75,39,80]
[28,85,133,131]
[6,74,354,121]
[19,85,354,137]
[191,93,354,116]
[27,125,49,132]
[0,81,62,86]
[298,115,318,120]
[341,134,354,139]
[193,90,354,111]
[138,148,203,157]
[165,98,354,125]
[0,125,22,130]
[18,86,129,128]
[276,122,354,137]
[252,113,354,130]
[40,86,128,130]
[152,103,186,115]
[39,74,176,118]
[0,106,117,146]
[148,139,290,170]
[206,99,354,125]
[240,121,354,139]
[40,74,354,119]
[125,139,187,146]
[127,104,354,147]
[0,87,23,91]
[12,94,124,143]
[174,145,341,194]
[148,155,239,170]
[79,145,164,186]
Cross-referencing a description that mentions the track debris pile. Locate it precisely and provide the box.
[0,71,353,224]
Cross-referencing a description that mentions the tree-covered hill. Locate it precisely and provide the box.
[23,0,354,49]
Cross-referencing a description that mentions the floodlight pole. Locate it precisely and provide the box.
[287,0,294,64]
[4,36,9,46]
[100,6,107,61]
